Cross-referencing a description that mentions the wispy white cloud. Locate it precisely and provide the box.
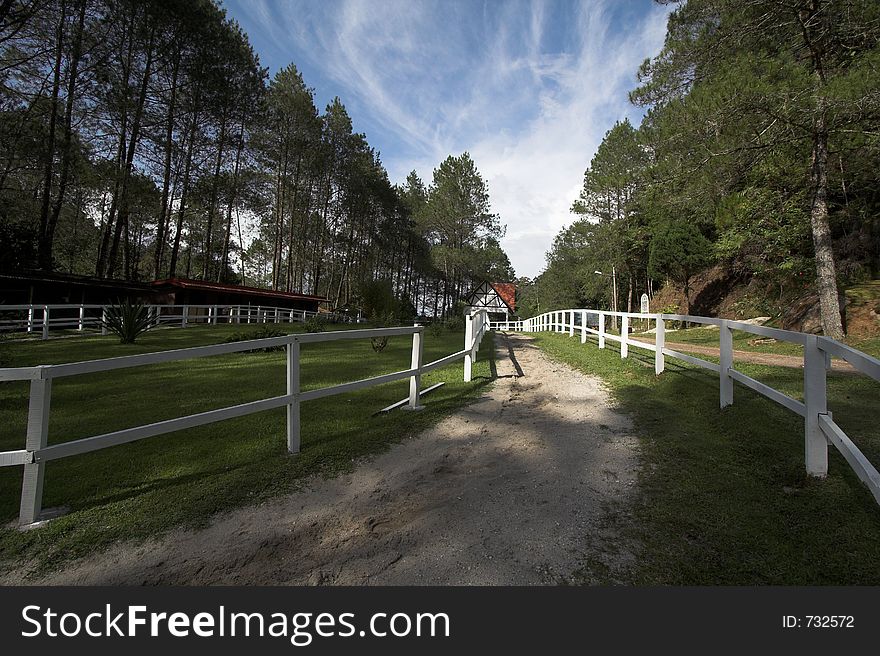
[225,0,671,278]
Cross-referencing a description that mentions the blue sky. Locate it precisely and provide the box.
[221,0,671,278]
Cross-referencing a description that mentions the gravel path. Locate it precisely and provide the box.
[9,333,640,585]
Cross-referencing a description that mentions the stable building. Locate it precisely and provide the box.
[465,282,517,322]
[0,272,326,313]
[0,271,152,305]
[150,278,326,313]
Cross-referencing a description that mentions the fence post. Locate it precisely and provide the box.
[620,315,629,358]
[472,312,480,364]
[19,373,51,526]
[101,306,108,335]
[803,335,828,477]
[598,312,606,349]
[287,339,301,454]
[407,325,425,410]
[78,304,85,331]
[719,320,734,408]
[27,306,34,333]
[655,316,665,375]
[568,310,574,337]
[212,306,218,325]
[42,306,49,340]
[182,305,188,328]
[464,311,474,382]
[580,310,587,344]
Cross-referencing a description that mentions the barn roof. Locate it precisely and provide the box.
[490,282,516,311]
[465,281,516,313]
[151,278,327,302]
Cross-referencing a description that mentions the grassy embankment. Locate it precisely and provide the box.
[0,322,494,574]
[533,331,880,584]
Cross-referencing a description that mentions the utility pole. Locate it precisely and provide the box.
[594,267,619,331]
[611,264,618,332]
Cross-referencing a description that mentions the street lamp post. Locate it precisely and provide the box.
[593,266,618,331]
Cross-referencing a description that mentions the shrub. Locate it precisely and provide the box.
[303,314,327,333]
[223,327,286,352]
[102,300,153,344]
[443,315,464,333]
[427,322,445,339]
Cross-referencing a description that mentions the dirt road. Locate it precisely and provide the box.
[10,333,639,585]
[629,336,856,372]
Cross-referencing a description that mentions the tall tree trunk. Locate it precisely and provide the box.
[169,109,199,277]
[107,22,156,278]
[96,9,135,278]
[799,1,845,339]
[44,0,87,272]
[154,50,180,278]
[37,0,67,270]
[626,274,633,314]
[285,151,303,291]
[809,101,844,339]
[236,206,246,284]
[220,123,244,282]
[203,111,228,280]
[297,173,315,291]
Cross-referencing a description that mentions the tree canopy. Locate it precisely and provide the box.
[0,0,513,319]
[527,0,880,336]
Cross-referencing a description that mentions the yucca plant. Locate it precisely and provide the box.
[102,299,153,344]
[370,311,397,353]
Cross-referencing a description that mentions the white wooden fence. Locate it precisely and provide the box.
[0,309,490,527]
[0,303,353,340]
[494,309,880,506]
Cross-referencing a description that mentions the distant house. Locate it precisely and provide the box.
[465,282,516,321]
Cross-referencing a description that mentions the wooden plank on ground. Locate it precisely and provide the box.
[374,382,446,415]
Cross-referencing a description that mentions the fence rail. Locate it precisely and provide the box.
[0,309,491,527]
[0,302,354,340]
[501,308,880,507]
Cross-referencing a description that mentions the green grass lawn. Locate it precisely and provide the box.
[0,322,495,575]
[534,332,880,585]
